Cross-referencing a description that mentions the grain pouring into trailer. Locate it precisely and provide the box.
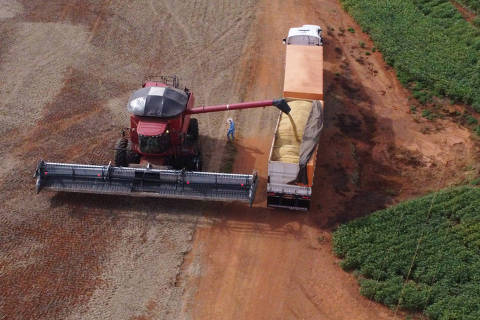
[267,25,324,211]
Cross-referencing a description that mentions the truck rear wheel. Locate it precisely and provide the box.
[114,138,128,167]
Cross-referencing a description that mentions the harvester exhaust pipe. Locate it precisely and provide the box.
[187,98,291,115]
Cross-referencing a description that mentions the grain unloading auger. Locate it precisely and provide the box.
[34,76,291,205]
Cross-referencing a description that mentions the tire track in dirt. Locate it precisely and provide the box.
[88,0,112,41]
[157,0,194,43]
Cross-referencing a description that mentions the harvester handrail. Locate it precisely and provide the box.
[143,75,180,88]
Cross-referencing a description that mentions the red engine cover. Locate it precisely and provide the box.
[136,118,168,136]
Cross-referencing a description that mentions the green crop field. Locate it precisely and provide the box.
[458,0,480,14]
[333,186,480,319]
[340,0,480,111]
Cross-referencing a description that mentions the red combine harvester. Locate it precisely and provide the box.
[35,76,291,205]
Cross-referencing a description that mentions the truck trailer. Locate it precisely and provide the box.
[267,25,324,211]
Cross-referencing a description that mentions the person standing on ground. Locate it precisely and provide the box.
[227,118,235,141]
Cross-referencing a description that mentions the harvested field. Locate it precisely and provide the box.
[0,1,258,319]
[0,0,478,319]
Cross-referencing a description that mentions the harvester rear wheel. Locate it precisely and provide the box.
[188,118,199,141]
[114,138,128,167]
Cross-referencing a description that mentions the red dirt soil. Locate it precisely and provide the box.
[180,0,479,319]
[451,0,477,23]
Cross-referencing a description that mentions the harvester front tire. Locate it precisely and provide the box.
[114,138,128,167]
[188,118,199,141]
[193,154,202,171]
[127,140,140,164]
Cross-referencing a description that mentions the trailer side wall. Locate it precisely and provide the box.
[267,32,323,211]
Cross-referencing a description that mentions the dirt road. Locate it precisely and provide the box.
[1,0,478,319]
[179,0,479,319]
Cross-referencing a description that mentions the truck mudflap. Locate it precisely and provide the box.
[267,192,311,211]
[34,161,258,206]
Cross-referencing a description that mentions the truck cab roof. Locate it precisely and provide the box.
[285,24,322,46]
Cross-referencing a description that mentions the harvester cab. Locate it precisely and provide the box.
[121,79,200,170]
[34,75,291,206]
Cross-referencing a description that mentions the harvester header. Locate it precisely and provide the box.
[35,161,258,205]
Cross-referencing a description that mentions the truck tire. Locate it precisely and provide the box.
[187,118,199,141]
[114,138,128,167]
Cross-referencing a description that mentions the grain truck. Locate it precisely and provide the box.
[267,25,324,211]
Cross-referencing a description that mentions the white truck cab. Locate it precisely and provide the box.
[283,24,322,46]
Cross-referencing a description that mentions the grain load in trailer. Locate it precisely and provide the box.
[272,100,314,163]
[267,25,324,211]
